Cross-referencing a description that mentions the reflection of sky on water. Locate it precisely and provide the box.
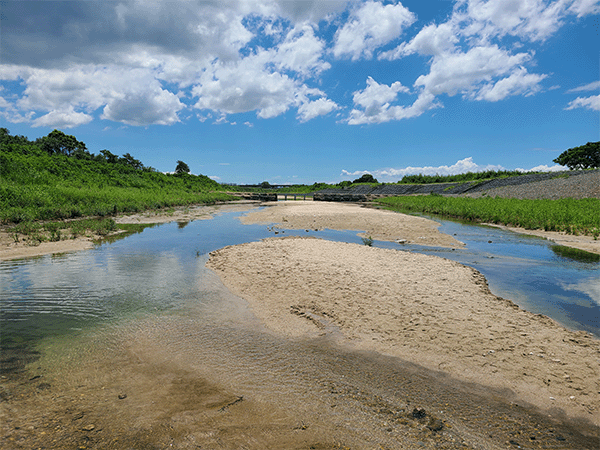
[560,278,600,306]
[1,208,598,344]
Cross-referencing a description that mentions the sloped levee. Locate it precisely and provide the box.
[313,170,598,201]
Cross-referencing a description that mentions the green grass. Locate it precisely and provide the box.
[396,170,534,184]
[376,195,600,238]
[0,182,233,223]
[0,141,235,223]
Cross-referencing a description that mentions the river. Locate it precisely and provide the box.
[1,204,598,449]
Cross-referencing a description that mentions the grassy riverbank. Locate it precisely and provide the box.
[376,195,600,238]
[1,129,234,224]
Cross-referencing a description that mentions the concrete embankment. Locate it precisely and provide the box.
[313,170,599,201]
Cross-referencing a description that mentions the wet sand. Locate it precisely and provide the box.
[207,236,600,428]
[244,200,599,255]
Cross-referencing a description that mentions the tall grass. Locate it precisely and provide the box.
[0,182,232,223]
[376,195,600,238]
[0,144,234,223]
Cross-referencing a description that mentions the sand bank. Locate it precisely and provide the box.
[207,236,600,426]
[241,200,465,248]
[245,200,599,255]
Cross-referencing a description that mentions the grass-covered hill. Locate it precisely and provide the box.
[0,128,233,223]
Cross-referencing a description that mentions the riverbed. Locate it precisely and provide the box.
[1,203,598,449]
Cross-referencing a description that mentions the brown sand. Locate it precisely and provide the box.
[244,200,600,255]
[206,236,600,426]
[241,200,465,248]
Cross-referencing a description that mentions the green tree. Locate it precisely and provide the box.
[119,153,143,170]
[260,181,271,189]
[553,142,600,170]
[353,173,378,184]
[36,129,87,156]
[72,148,93,160]
[100,149,119,164]
[175,160,190,174]
[0,128,39,154]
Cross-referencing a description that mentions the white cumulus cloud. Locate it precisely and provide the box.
[415,45,534,98]
[32,108,93,128]
[568,0,600,17]
[271,24,331,77]
[342,157,508,181]
[461,0,569,43]
[192,54,297,118]
[342,157,570,182]
[379,21,459,59]
[474,67,547,101]
[0,0,597,129]
[297,96,339,122]
[346,77,440,125]
[516,164,565,172]
[333,0,416,60]
[101,89,184,126]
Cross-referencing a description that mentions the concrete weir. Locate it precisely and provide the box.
[229,192,278,201]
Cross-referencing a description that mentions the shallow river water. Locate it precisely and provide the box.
[1,204,598,449]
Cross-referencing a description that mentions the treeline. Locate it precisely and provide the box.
[3,128,150,170]
[0,128,232,223]
[397,170,531,185]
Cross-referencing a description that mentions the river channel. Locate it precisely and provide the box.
[1,204,598,449]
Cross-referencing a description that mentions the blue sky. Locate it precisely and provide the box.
[1,0,599,185]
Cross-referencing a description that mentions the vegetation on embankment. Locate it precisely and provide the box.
[0,128,234,224]
[376,195,600,238]
[395,170,531,184]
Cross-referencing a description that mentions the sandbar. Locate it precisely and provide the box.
[240,200,465,248]
[207,235,600,426]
